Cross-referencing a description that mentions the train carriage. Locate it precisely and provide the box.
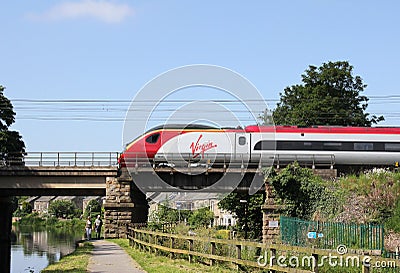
[119,125,400,169]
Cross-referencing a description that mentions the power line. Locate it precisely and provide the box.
[4,96,400,122]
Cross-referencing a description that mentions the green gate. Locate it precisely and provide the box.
[280,216,384,251]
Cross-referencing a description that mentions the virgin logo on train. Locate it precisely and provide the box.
[190,134,218,158]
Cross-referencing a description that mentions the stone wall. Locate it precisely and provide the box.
[104,170,148,238]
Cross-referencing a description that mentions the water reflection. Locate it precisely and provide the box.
[11,226,83,273]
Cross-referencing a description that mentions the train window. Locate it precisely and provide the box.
[254,141,275,150]
[278,141,303,150]
[385,143,400,151]
[354,143,373,151]
[303,142,323,150]
[238,136,246,145]
[146,133,160,144]
[323,142,342,151]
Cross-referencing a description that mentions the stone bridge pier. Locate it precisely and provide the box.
[0,197,13,273]
[104,169,149,238]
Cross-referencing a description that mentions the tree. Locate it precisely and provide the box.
[13,199,32,217]
[219,192,265,239]
[188,207,214,228]
[269,162,330,220]
[272,61,384,126]
[49,200,77,219]
[150,201,192,224]
[0,85,25,164]
[84,199,102,217]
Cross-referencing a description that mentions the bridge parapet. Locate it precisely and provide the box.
[4,152,119,167]
[0,164,118,196]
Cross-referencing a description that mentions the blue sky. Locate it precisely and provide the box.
[1,1,400,152]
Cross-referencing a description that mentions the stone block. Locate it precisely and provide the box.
[118,211,132,217]
[119,196,131,203]
[118,216,132,221]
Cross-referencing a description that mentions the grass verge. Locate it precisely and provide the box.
[110,239,237,273]
[41,241,93,273]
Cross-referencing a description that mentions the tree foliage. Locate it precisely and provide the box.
[218,192,265,239]
[148,199,189,224]
[272,61,384,126]
[13,199,32,217]
[49,200,77,219]
[386,198,400,233]
[0,85,25,164]
[269,162,333,220]
[188,207,214,228]
[335,170,400,225]
[84,199,102,217]
[149,202,214,228]
[152,204,181,223]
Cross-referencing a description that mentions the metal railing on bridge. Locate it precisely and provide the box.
[3,151,336,169]
[6,152,120,167]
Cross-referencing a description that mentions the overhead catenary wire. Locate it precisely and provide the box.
[3,96,400,122]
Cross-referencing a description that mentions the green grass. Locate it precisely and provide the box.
[41,241,93,273]
[110,239,240,273]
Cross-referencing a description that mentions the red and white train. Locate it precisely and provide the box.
[119,124,400,168]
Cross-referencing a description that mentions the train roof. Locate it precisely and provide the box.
[245,125,400,134]
[124,124,240,149]
[145,124,220,133]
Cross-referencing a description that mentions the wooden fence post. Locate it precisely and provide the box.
[132,229,136,249]
[154,235,158,254]
[210,241,216,266]
[270,247,276,273]
[188,239,194,263]
[170,237,175,259]
[312,253,319,273]
[128,226,132,247]
[362,264,370,273]
[236,244,242,270]
[135,232,142,250]
[236,244,242,260]
[139,232,144,251]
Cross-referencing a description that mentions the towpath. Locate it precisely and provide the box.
[88,240,146,273]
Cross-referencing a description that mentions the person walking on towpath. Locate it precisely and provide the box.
[94,215,103,239]
[85,216,92,240]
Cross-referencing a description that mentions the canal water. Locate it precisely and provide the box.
[11,226,83,273]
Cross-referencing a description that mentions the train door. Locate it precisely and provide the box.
[235,133,250,162]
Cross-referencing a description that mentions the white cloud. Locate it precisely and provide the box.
[28,0,134,24]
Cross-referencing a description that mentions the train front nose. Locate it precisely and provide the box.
[118,153,126,168]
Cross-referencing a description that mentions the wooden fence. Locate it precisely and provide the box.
[127,225,400,273]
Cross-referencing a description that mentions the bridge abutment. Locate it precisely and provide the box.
[104,172,148,238]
